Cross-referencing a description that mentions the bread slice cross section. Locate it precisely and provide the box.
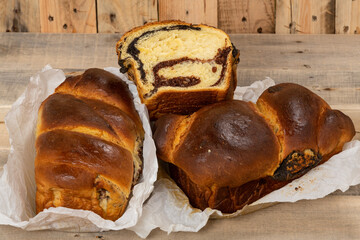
[116,21,239,119]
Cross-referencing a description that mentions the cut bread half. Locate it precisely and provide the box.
[116,21,239,119]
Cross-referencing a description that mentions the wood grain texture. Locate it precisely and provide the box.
[97,0,158,33]
[0,34,119,71]
[351,0,360,34]
[276,0,335,34]
[218,0,275,33]
[230,34,360,105]
[0,0,6,32]
[0,0,358,34]
[0,0,40,32]
[158,0,217,27]
[39,0,96,33]
[0,195,360,238]
[275,0,293,33]
[293,0,335,34]
[336,0,360,34]
[335,0,352,34]
[1,33,360,105]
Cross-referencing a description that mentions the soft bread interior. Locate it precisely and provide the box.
[157,61,222,88]
[118,23,233,96]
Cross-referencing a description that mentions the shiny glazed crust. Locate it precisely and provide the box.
[154,83,355,213]
[116,20,239,119]
[35,68,144,221]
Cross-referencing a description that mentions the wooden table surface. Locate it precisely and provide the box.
[0,33,360,239]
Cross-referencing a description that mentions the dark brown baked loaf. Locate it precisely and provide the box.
[154,83,355,213]
[35,68,144,220]
[116,20,239,120]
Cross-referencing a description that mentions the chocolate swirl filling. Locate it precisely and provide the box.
[152,57,201,88]
[152,47,232,89]
[273,149,322,181]
[118,24,237,99]
[119,24,201,80]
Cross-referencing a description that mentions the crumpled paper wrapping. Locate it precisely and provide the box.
[130,77,360,238]
[1,69,360,239]
[0,66,158,232]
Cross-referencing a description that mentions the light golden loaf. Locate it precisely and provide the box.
[116,20,239,119]
[35,68,144,221]
[154,83,355,213]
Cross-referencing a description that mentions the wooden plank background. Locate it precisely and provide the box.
[0,0,360,34]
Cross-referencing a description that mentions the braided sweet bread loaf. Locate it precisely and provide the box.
[35,68,144,220]
[154,83,355,213]
[116,21,239,119]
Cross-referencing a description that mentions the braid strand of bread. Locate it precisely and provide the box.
[35,69,144,220]
[154,83,355,213]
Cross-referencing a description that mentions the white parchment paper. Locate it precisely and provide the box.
[0,66,158,232]
[130,77,360,238]
[1,69,360,239]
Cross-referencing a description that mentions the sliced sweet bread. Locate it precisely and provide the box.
[116,21,239,119]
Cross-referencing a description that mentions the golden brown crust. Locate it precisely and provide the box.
[56,68,142,130]
[153,114,186,162]
[35,68,144,221]
[115,20,221,55]
[257,83,330,158]
[317,108,355,160]
[145,87,234,119]
[154,83,355,213]
[38,93,141,151]
[168,100,281,188]
[168,164,289,213]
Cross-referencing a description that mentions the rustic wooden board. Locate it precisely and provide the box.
[335,0,360,34]
[230,34,360,104]
[0,33,120,72]
[158,0,217,27]
[218,0,275,33]
[1,0,360,34]
[97,0,158,33]
[0,0,4,32]
[351,0,360,34]
[1,33,360,105]
[335,0,352,34]
[275,0,293,33]
[0,0,8,32]
[276,0,335,34]
[39,0,96,33]
[0,0,40,32]
[0,195,359,239]
[296,0,335,34]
